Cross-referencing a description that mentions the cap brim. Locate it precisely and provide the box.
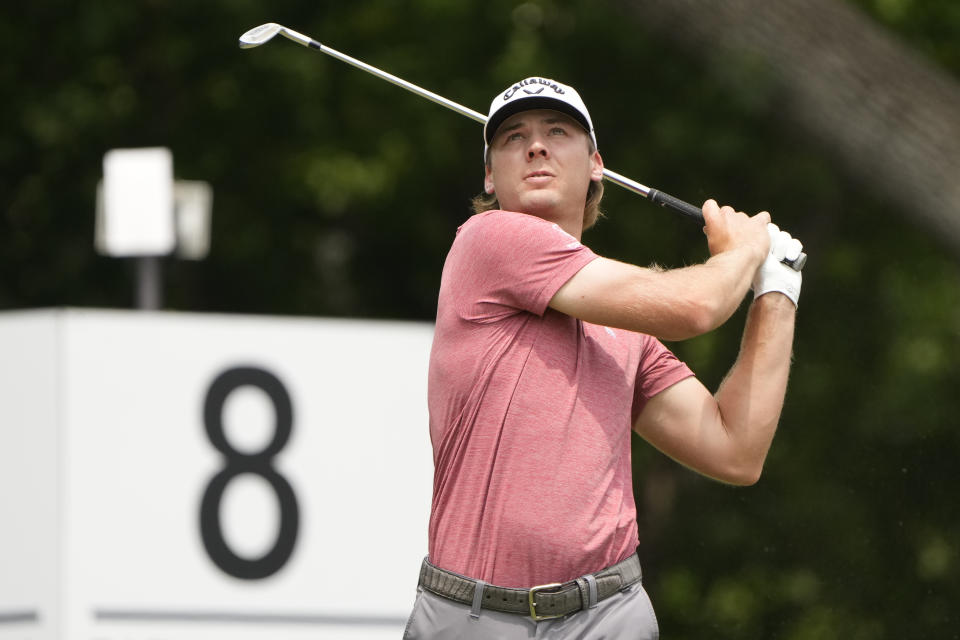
[484,97,593,145]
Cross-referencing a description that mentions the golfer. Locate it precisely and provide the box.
[403,77,804,639]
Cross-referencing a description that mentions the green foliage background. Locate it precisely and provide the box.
[2,0,959,636]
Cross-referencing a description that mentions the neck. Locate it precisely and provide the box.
[557,216,584,241]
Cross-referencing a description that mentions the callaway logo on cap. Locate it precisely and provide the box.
[483,77,597,160]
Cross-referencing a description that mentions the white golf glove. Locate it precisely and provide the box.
[752,223,804,307]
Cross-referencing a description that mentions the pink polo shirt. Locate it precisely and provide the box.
[427,210,693,587]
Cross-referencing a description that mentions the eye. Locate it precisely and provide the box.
[549,126,567,136]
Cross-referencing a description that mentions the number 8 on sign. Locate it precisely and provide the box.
[200,366,299,580]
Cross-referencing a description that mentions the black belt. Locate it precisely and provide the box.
[418,553,643,621]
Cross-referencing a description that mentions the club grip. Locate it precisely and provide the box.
[647,189,806,272]
[648,188,705,223]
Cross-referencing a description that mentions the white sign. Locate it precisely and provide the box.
[98,147,176,256]
[0,309,435,640]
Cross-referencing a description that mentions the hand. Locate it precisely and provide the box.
[702,199,770,265]
[752,224,804,306]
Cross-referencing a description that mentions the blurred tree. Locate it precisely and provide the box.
[619,0,960,254]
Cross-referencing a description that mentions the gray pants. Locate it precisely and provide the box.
[402,581,659,639]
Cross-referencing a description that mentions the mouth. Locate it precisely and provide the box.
[524,170,555,182]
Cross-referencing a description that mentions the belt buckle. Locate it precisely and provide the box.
[528,582,564,621]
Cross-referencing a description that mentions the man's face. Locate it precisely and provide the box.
[484,109,603,227]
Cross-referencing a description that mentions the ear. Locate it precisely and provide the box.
[484,163,495,194]
[589,150,604,182]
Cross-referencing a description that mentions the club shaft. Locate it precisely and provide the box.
[312,41,671,191]
[277,28,487,125]
[261,25,806,271]
[302,37,667,197]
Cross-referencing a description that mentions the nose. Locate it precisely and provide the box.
[527,137,549,159]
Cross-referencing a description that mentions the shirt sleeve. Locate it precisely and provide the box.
[631,336,695,423]
[447,211,598,322]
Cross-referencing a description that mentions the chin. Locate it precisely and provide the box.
[514,192,562,217]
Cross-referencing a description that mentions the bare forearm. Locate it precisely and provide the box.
[550,201,768,341]
[554,246,762,340]
[689,247,764,330]
[636,245,761,340]
[714,293,796,482]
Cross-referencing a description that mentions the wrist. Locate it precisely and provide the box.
[712,244,766,269]
[753,290,798,310]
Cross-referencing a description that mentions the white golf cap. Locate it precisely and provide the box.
[483,77,597,160]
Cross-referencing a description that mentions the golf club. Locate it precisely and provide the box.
[239,23,806,271]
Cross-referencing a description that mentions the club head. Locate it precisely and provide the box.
[239,23,283,49]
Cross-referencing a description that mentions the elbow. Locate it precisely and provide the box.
[669,298,724,340]
[721,460,764,487]
[689,304,721,337]
[731,466,763,487]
